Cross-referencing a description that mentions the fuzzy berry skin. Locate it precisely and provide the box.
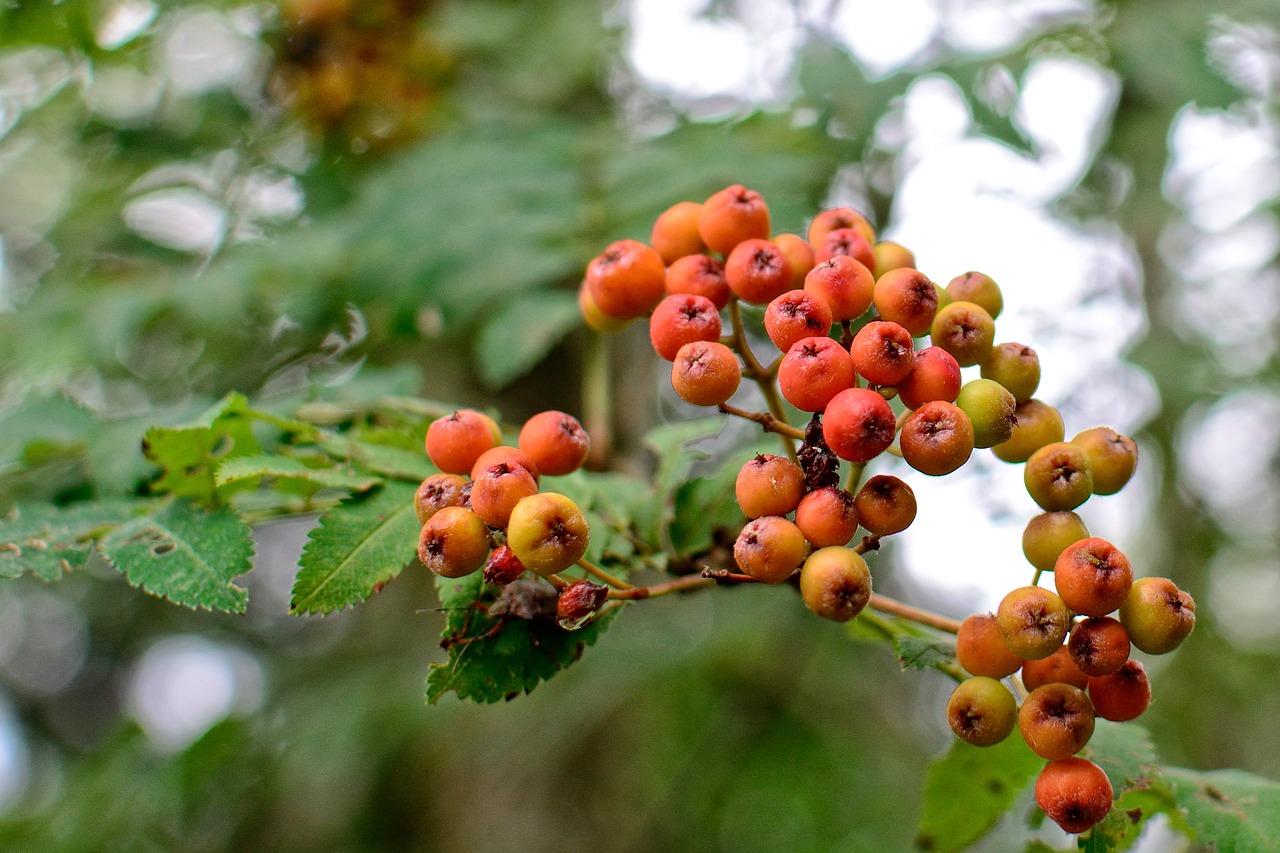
[670,341,741,407]
[470,459,539,529]
[853,474,916,536]
[956,613,1024,679]
[981,342,1040,402]
[822,388,897,463]
[764,290,833,354]
[698,184,771,255]
[470,446,539,485]
[1088,659,1152,721]
[849,320,916,387]
[517,411,588,477]
[414,473,469,525]
[993,399,1064,463]
[778,336,857,413]
[1025,442,1095,512]
[1072,426,1139,495]
[813,227,876,270]
[585,238,666,320]
[426,410,501,475]
[1019,682,1096,760]
[899,401,975,476]
[649,294,723,362]
[1118,577,1196,654]
[418,506,490,579]
[505,493,590,577]
[1021,645,1089,692]
[735,454,806,520]
[650,200,705,264]
[930,301,996,367]
[579,281,629,332]
[947,676,1017,747]
[807,207,876,247]
[896,346,962,410]
[773,232,815,288]
[872,268,938,337]
[945,271,1003,319]
[799,547,872,622]
[955,378,1017,449]
[664,254,732,310]
[996,586,1071,660]
[794,487,859,547]
[1035,758,1114,834]
[1054,537,1134,618]
[804,255,875,321]
[733,516,809,584]
[724,238,794,305]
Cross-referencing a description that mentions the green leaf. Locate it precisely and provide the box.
[473,290,582,388]
[847,612,957,672]
[552,469,654,569]
[916,732,1044,853]
[0,501,141,580]
[1162,767,1280,853]
[99,501,253,613]
[290,481,420,615]
[215,454,381,492]
[642,417,729,547]
[893,634,957,671]
[143,393,262,504]
[317,435,435,482]
[1082,721,1185,851]
[425,572,614,704]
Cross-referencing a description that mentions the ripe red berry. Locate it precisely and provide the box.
[773,232,815,288]
[649,293,723,361]
[764,290,833,353]
[698,184,771,255]
[799,546,872,622]
[849,320,916,386]
[517,411,589,477]
[1035,757,1113,834]
[853,474,917,536]
[1088,659,1152,721]
[671,341,742,406]
[872,268,938,337]
[896,346,961,410]
[1054,537,1134,618]
[778,336,857,413]
[650,200,705,264]
[664,253,732,309]
[1021,644,1089,692]
[807,207,875,247]
[813,227,876,270]
[822,387,896,463]
[794,487,859,547]
[724,238,794,305]
[735,454,806,519]
[585,238,666,319]
[899,401,975,476]
[956,613,1024,679]
[1067,616,1132,677]
[426,409,500,475]
[803,255,875,321]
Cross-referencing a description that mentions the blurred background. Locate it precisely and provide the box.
[0,0,1277,850]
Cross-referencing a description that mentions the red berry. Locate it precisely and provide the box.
[873,268,938,336]
[849,320,916,387]
[764,290,833,353]
[426,409,500,475]
[724,238,794,305]
[822,387,896,463]
[518,411,590,477]
[670,341,742,407]
[650,200,705,264]
[648,293,723,361]
[896,346,962,410]
[585,239,666,319]
[664,254,732,309]
[1035,758,1113,834]
[804,255,875,321]
[777,336,857,413]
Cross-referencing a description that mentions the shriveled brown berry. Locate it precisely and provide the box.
[556,580,609,630]
[483,544,526,586]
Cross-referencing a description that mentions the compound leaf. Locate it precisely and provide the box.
[99,500,253,613]
[290,481,420,615]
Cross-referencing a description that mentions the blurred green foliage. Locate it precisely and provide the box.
[0,0,1278,849]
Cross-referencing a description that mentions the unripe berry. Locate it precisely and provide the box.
[955,378,1016,449]
[1022,511,1090,574]
[1024,442,1094,511]
[947,676,1017,747]
[896,346,962,410]
[414,473,469,524]
[956,613,1023,678]
[1054,537,1133,617]
[899,401,975,476]
[778,337,857,413]
[735,454,806,520]
[505,493,590,576]
[671,341,742,406]
[822,388,897,463]
[649,293,723,361]
[650,200,705,264]
[849,320,916,386]
[853,474,916,536]
[1068,616,1131,677]
[579,280,629,332]
[664,254,731,309]
[698,184,770,255]
[872,240,916,278]
[764,290,833,353]
[799,547,872,622]
[585,239,666,319]
[945,271,1003,319]
[483,544,526,586]
[1071,427,1138,495]
[993,399,1064,463]
[426,410,500,475]
[1118,577,1196,654]
[773,232,815,288]
[1021,644,1089,691]
[930,301,995,367]
[804,256,875,321]
[470,459,539,529]
[1035,757,1113,834]
[807,207,876,247]
[733,516,809,584]
[1088,659,1151,721]
[996,586,1071,660]
[418,506,490,578]
[980,342,1040,402]
[556,580,609,630]
[518,411,588,477]
[813,227,875,270]
[724,238,793,305]
[794,487,859,547]
[872,268,938,336]
[1018,682,1096,760]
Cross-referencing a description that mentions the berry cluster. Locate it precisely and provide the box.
[416,408,610,629]
[577,183,1197,836]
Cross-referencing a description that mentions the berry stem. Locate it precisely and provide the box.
[577,559,633,590]
[840,320,854,349]
[845,461,866,493]
[717,402,806,440]
[852,534,881,554]
[726,297,799,463]
[868,593,963,634]
[583,328,613,468]
[606,573,714,600]
[1031,567,1045,587]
